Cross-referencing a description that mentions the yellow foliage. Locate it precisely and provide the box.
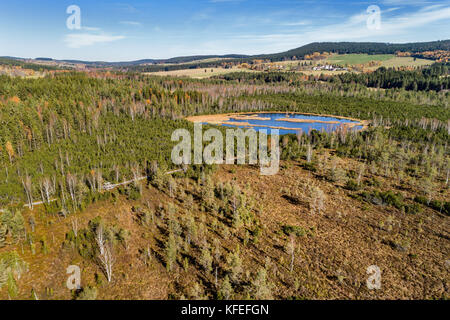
[9,96,21,104]
[5,141,14,159]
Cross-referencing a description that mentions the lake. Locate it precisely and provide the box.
[189,112,365,135]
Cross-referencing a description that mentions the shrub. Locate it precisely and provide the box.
[363,190,404,209]
[405,203,423,215]
[302,162,317,172]
[251,268,273,300]
[0,210,26,244]
[75,286,98,300]
[282,225,306,237]
[226,248,243,283]
[327,167,347,184]
[0,251,28,296]
[200,247,213,273]
[415,196,450,216]
[379,190,404,209]
[218,276,233,300]
[345,179,360,191]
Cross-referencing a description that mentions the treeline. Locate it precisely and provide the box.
[0,58,62,72]
[216,63,450,92]
[128,60,241,73]
[258,40,450,61]
[0,71,448,210]
[328,63,450,92]
[131,40,450,70]
[215,72,302,83]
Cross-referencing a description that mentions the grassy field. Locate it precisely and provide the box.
[376,56,433,68]
[328,54,395,65]
[327,54,433,69]
[144,54,435,78]
[145,66,255,79]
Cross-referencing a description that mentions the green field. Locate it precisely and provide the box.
[328,54,395,65]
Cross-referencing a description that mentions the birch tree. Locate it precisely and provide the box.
[39,177,54,204]
[95,225,115,282]
[22,175,33,209]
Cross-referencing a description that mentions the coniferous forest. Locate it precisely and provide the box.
[0,54,449,301]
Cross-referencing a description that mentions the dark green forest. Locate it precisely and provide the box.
[0,68,448,214]
[327,63,450,92]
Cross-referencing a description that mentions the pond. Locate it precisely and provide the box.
[187,112,365,135]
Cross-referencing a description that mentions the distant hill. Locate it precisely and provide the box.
[0,57,62,71]
[2,40,449,69]
[259,40,450,61]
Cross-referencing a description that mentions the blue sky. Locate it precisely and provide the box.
[0,0,449,61]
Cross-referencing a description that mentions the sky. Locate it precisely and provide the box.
[0,0,449,61]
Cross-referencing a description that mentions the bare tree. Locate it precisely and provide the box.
[131,163,142,194]
[310,185,326,215]
[95,225,114,282]
[113,164,120,183]
[168,177,177,198]
[445,160,449,186]
[296,129,303,147]
[357,163,365,186]
[66,173,78,207]
[286,235,296,273]
[306,143,313,163]
[71,219,79,237]
[22,174,33,209]
[96,170,103,193]
[39,177,54,204]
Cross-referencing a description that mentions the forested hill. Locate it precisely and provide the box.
[3,40,449,68]
[52,54,251,67]
[260,40,450,61]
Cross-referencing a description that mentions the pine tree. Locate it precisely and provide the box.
[226,247,243,283]
[218,276,233,300]
[200,247,213,273]
[251,268,273,300]
[165,232,177,272]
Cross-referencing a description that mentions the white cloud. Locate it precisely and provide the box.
[381,0,435,5]
[64,33,125,48]
[81,26,101,31]
[281,20,311,26]
[120,21,142,26]
[234,4,450,49]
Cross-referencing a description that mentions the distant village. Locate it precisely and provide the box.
[312,64,348,71]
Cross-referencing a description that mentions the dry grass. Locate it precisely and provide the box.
[378,57,433,68]
[145,67,255,79]
[325,54,433,70]
[1,152,448,300]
